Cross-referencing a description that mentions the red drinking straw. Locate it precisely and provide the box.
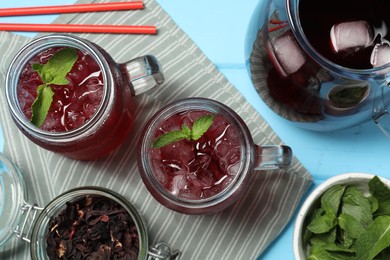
[0,23,157,34]
[0,2,156,35]
[0,2,144,16]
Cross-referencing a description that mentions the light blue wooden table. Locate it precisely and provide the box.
[1,1,390,259]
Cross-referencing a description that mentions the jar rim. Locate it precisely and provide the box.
[5,34,113,141]
[30,186,149,260]
[138,97,253,213]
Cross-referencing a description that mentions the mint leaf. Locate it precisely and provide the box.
[30,47,78,127]
[321,184,346,216]
[369,176,390,202]
[152,114,215,148]
[355,216,390,260]
[152,125,191,148]
[33,47,78,85]
[307,213,337,234]
[32,63,44,74]
[329,86,368,108]
[191,114,214,140]
[338,213,366,239]
[308,244,355,260]
[341,186,373,228]
[369,176,390,217]
[310,227,337,246]
[31,85,54,128]
[304,177,390,259]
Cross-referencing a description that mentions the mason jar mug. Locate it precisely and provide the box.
[5,34,164,160]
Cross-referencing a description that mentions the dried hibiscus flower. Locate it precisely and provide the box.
[46,195,139,260]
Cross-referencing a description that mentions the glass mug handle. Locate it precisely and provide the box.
[253,145,293,170]
[121,55,164,95]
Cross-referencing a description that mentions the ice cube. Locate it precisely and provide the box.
[330,20,374,53]
[179,188,202,200]
[370,43,390,67]
[227,162,240,176]
[42,115,61,131]
[274,32,306,75]
[196,169,214,187]
[186,173,203,189]
[151,159,169,185]
[202,187,222,198]
[214,139,231,159]
[189,153,211,171]
[161,159,189,176]
[171,175,185,195]
[82,102,98,119]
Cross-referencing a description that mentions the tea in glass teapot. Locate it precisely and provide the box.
[249,0,390,135]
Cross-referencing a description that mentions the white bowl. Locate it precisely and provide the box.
[293,173,390,259]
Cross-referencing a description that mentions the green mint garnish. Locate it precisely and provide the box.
[152,114,214,148]
[31,85,54,127]
[304,176,390,259]
[31,47,78,127]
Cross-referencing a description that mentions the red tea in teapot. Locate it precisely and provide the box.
[299,0,390,69]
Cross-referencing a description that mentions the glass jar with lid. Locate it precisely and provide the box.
[0,152,180,259]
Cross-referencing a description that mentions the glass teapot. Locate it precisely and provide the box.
[249,0,390,135]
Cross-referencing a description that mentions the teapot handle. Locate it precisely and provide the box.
[372,82,390,137]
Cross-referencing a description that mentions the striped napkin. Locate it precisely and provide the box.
[0,0,312,259]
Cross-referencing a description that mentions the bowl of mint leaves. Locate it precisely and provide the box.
[293,173,390,260]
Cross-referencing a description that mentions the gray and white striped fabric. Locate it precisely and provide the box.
[0,0,312,259]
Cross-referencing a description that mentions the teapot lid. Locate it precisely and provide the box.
[0,152,27,247]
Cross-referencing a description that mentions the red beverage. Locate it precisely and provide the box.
[138,98,292,214]
[13,46,136,160]
[149,110,241,200]
[17,47,103,132]
[299,0,390,69]
[6,35,163,160]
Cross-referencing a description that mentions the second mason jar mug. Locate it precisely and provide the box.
[5,34,164,160]
[137,98,293,215]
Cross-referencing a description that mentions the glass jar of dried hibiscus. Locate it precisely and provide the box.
[0,153,180,259]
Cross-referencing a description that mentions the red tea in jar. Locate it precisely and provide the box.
[149,110,241,200]
[6,34,163,160]
[14,46,136,160]
[138,98,292,214]
[17,47,103,132]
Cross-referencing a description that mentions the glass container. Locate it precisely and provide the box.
[5,34,164,160]
[0,152,180,259]
[249,0,390,134]
[138,98,292,214]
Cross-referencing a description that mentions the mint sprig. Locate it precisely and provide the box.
[304,176,390,259]
[152,114,214,148]
[30,47,78,128]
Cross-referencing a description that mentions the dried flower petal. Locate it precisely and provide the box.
[46,195,139,260]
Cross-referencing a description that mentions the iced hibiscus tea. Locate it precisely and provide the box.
[149,110,241,200]
[15,46,136,159]
[299,0,390,69]
[17,47,103,132]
